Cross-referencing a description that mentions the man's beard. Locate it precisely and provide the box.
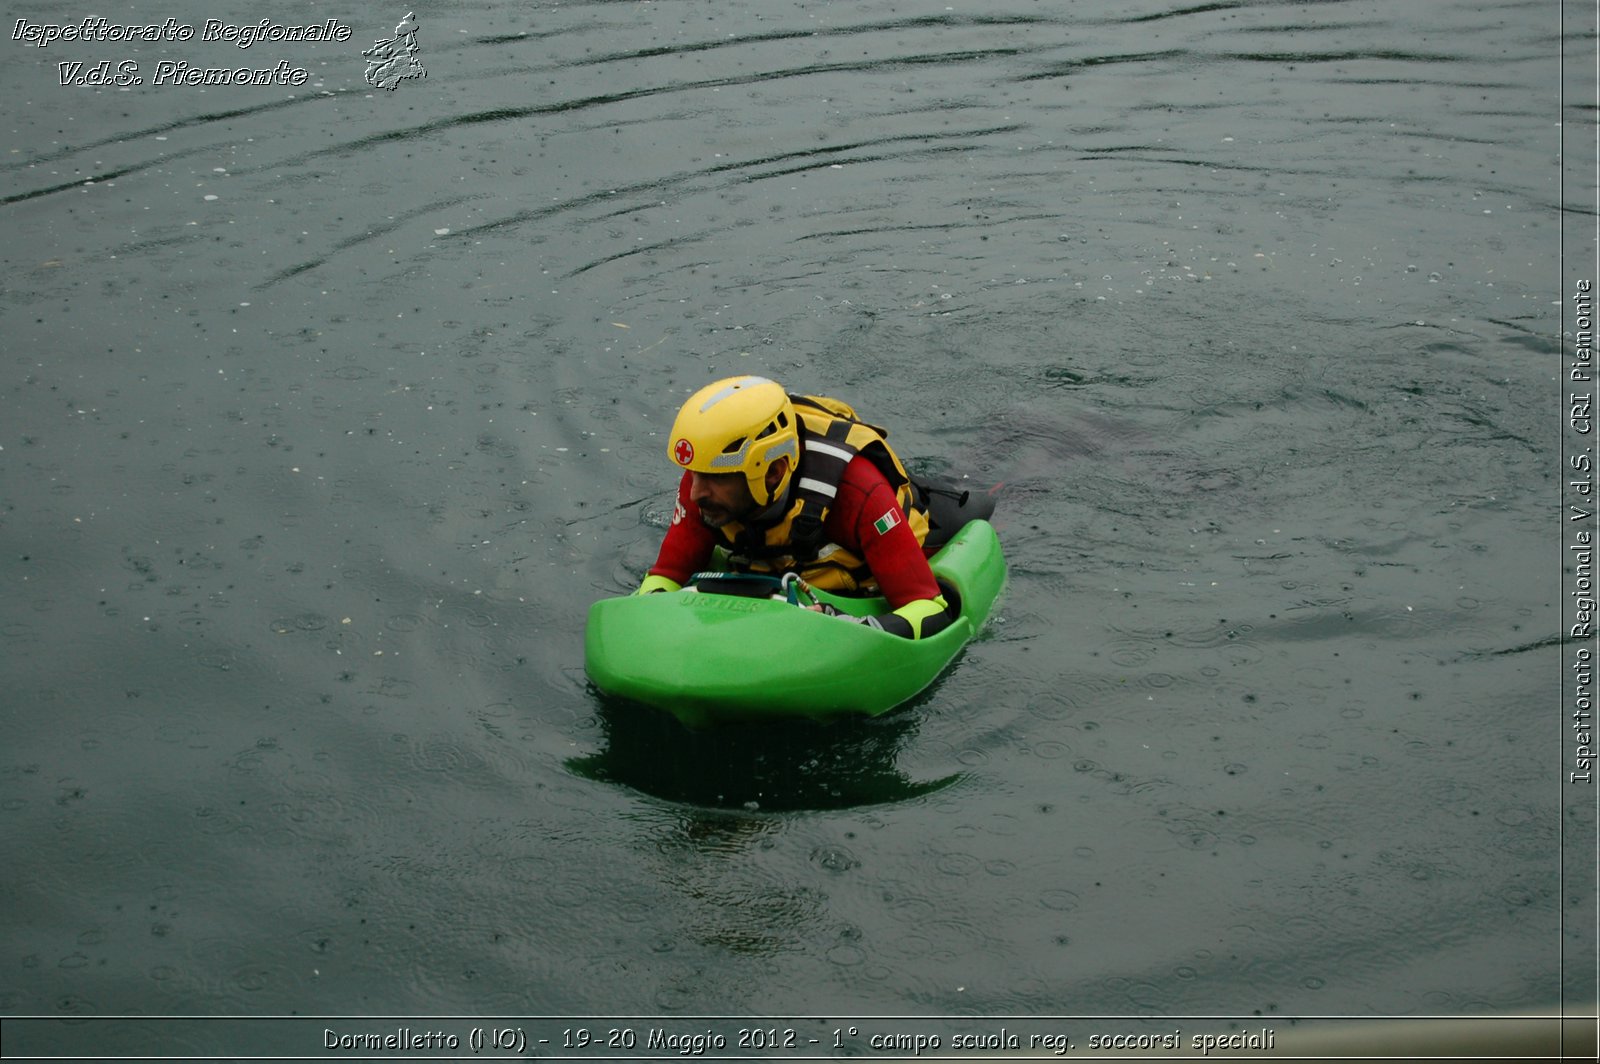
[698,505,736,528]
[700,491,780,529]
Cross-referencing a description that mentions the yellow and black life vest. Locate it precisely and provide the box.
[716,394,930,592]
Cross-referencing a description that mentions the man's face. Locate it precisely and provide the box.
[689,471,757,528]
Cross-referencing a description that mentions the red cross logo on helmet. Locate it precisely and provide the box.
[673,438,695,466]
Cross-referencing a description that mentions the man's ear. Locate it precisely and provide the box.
[765,456,790,492]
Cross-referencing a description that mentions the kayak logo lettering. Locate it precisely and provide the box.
[873,509,901,535]
[673,438,695,466]
[693,596,765,614]
[363,11,425,90]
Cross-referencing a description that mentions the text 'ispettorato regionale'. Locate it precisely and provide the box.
[12,17,352,49]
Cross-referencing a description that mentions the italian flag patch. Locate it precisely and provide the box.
[873,509,901,535]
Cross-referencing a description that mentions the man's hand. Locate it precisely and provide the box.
[806,596,951,639]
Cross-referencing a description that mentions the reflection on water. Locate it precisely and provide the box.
[569,694,960,811]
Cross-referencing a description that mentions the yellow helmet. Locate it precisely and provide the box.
[668,376,799,507]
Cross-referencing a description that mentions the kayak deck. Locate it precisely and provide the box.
[584,520,1006,727]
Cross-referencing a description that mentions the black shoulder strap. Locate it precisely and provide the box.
[787,414,857,556]
[731,412,859,567]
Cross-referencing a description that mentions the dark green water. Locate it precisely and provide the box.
[2,0,1594,1056]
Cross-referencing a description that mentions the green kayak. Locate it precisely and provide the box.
[584,519,1006,728]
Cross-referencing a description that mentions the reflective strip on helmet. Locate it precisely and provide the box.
[697,376,775,412]
[708,443,749,469]
[760,436,798,468]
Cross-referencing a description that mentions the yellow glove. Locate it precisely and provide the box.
[812,595,951,639]
[636,574,682,595]
[891,595,952,639]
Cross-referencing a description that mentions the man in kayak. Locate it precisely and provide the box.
[637,375,954,639]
